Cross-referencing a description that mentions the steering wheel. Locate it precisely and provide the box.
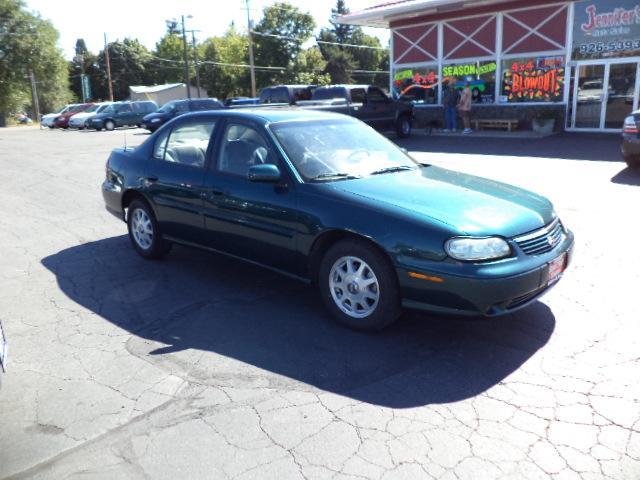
[345,148,369,163]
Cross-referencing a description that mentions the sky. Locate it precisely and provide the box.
[24,0,389,60]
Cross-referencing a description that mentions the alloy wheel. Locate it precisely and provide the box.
[329,256,380,318]
[131,208,154,250]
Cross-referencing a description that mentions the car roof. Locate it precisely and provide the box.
[177,108,351,124]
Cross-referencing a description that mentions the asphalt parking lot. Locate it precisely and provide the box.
[0,126,639,480]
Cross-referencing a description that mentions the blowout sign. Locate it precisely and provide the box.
[503,57,565,102]
[573,0,640,59]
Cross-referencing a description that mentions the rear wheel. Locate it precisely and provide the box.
[104,120,115,131]
[127,199,171,259]
[623,154,640,168]
[395,116,412,138]
[319,239,401,331]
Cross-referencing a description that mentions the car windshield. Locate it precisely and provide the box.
[69,104,85,113]
[101,104,116,114]
[84,104,100,113]
[159,102,176,113]
[96,104,111,113]
[270,119,418,181]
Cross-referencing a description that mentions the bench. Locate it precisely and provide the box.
[472,119,519,132]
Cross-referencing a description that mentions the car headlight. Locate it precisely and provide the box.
[151,118,160,123]
[445,236,511,261]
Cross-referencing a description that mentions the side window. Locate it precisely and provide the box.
[270,88,289,104]
[350,88,366,103]
[218,123,275,176]
[116,104,132,113]
[175,102,189,113]
[153,128,171,160]
[160,121,216,168]
[367,87,388,103]
[259,90,271,104]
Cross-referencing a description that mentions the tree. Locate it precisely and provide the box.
[96,39,152,100]
[318,0,389,88]
[0,0,72,118]
[148,32,190,85]
[69,49,102,101]
[289,47,331,86]
[253,2,315,87]
[199,26,250,99]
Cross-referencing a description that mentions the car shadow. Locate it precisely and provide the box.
[41,236,555,408]
[396,132,621,162]
[611,166,640,185]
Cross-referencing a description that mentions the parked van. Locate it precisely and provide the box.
[87,100,157,131]
[141,98,223,132]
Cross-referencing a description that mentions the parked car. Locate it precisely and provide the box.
[621,113,640,167]
[69,102,113,129]
[53,103,94,129]
[258,85,316,105]
[102,109,574,331]
[41,104,80,128]
[141,98,223,132]
[88,101,157,131]
[224,97,260,107]
[299,84,414,138]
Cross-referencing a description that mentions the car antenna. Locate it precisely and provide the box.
[123,130,128,152]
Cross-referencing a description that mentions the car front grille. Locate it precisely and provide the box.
[513,218,564,256]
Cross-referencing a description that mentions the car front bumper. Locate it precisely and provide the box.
[397,230,574,317]
[102,180,124,221]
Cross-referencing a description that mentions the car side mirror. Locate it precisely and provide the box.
[248,164,281,183]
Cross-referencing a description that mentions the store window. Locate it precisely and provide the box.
[392,65,439,104]
[501,56,565,102]
[442,61,497,103]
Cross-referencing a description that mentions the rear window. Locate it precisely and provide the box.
[132,101,157,113]
[269,88,289,104]
[312,87,347,101]
[350,88,366,103]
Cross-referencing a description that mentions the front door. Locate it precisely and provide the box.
[571,62,638,130]
[202,121,301,274]
[143,118,218,243]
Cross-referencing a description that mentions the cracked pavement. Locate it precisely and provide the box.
[0,127,638,479]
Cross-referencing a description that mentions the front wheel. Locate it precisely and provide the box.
[104,120,115,131]
[319,239,401,331]
[127,200,171,259]
[396,116,412,138]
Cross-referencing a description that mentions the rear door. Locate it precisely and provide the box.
[143,118,218,243]
[201,120,301,273]
[114,103,134,126]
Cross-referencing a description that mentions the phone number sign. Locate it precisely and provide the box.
[572,0,640,59]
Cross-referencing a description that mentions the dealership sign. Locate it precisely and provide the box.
[573,0,640,59]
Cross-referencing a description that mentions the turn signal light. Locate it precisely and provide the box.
[408,272,445,283]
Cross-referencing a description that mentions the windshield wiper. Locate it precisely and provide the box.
[370,165,414,175]
[311,172,361,181]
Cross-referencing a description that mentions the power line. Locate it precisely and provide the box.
[250,30,388,51]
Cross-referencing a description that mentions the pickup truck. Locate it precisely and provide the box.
[259,85,316,105]
[298,85,414,138]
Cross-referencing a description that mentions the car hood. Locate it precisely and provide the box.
[143,112,168,122]
[331,166,554,237]
[42,113,60,120]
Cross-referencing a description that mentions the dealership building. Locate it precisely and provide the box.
[340,0,640,132]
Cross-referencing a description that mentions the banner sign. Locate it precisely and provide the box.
[392,67,438,102]
[573,0,640,59]
[442,62,497,78]
[503,57,565,102]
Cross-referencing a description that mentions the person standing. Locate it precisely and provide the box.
[458,82,473,134]
[442,79,459,132]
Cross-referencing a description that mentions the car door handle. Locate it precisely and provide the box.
[201,187,224,198]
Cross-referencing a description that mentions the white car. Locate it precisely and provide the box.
[69,102,113,129]
[41,104,80,128]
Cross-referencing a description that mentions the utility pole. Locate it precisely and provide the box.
[29,71,40,123]
[245,0,257,98]
[104,33,114,101]
[181,15,191,99]
[189,30,201,98]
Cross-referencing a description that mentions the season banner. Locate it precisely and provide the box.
[573,0,640,59]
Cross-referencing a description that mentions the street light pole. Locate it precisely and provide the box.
[29,71,40,123]
[245,0,257,98]
[189,30,201,98]
[181,15,191,99]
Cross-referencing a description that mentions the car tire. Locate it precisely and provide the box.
[319,239,401,331]
[623,154,640,168]
[48,125,54,129]
[104,120,115,131]
[395,116,412,138]
[127,199,171,260]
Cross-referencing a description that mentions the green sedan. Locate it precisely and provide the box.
[102,109,573,330]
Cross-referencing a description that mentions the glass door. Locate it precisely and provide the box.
[574,64,605,129]
[604,63,637,129]
[572,62,638,130]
